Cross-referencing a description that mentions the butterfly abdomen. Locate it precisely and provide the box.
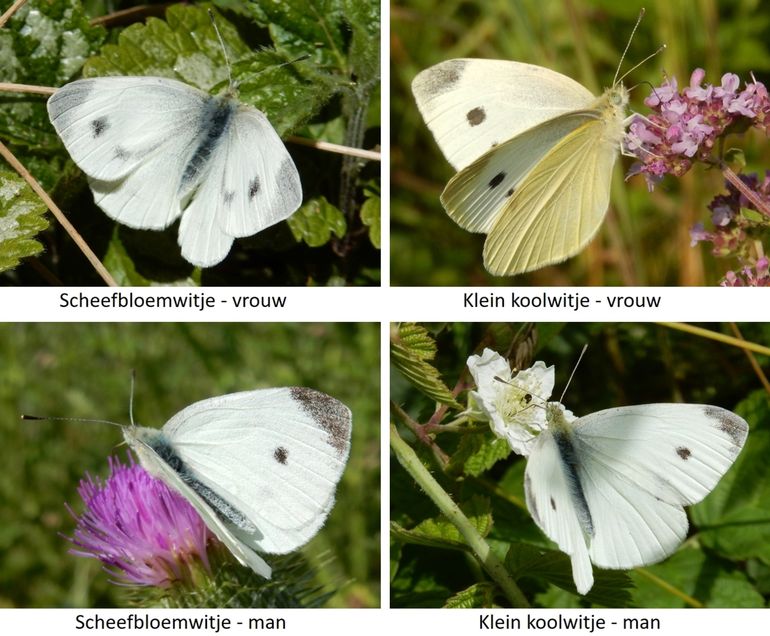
[180,95,237,193]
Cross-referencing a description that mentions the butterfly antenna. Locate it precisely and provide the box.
[129,369,136,427]
[559,344,588,403]
[208,8,233,88]
[21,414,123,428]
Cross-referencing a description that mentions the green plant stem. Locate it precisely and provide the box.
[658,322,770,356]
[390,423,529,608]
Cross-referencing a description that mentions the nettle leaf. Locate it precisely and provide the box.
[393,496,492,550]
[391,323,461,408]
[246,0,349,71]
[287,196,346,247]
[83,5,247,87]
[235,50,327,136]
[444,582,499,608]
[447,433,511,478]
[360,186,380,248]
[0,169,49,272]
[0,0,105,151]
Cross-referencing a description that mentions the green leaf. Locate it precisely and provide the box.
[391,323,461,408]
[0,169,49,272]
[0,0,105,152]
[691,390,770,563]
[444,582,499,608]
[447,433,511,478]
[287,197,346,247]
[360,189,380,248]
[504,543,633,607]
[392,495,492,550]
[83,5,248,89]
[629,545,764,608]
[103,230,152,287]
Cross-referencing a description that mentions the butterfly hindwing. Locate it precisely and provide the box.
[441,111,597,234]
[483,110,621,276]
[177,105,302,267]
[525,428,595,594]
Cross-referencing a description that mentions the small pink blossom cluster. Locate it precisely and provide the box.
[721,257,770,286]
[689,171,770,286]
[625,69,770,190]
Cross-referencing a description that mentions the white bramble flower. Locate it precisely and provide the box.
[466,348,556,456]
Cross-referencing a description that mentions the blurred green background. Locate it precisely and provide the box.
[391,0,770,285]
[391,323,770,607]
[0,323,380,608]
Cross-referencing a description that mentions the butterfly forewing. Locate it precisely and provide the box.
[161,387,352,554]
[412,59,595,171]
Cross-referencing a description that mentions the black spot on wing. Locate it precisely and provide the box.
[249,176,261,200]
[676,447,691,460]
[466,106,486,126]
[703,406,749,452]
[90,117,109,138]
[274,446,288,464]
[506,187,515,198]
[290,387,351,458]
[489,172,505,188]
[223,191,235,206]
[114,147,130,160]
[417,59,467,97]
[550,496,556,510]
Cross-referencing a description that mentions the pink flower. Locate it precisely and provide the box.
[66,455,218,587]
[625,69,770,189]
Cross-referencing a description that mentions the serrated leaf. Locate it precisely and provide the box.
[444,582,499,608]
[392,496,493,550]
[83,5,248,88]
[391,323,461,408]
[287,196,346,247]
[360,192,380,248]
[0,0,105,154]
[447,434,512,478]
[0,169,49,272]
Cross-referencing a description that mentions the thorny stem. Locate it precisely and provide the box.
[390,423,529,608]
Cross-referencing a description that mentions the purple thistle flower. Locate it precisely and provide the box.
[625,69,770,190]
[66,455,218,587]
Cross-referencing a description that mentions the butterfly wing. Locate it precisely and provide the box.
[524,428,595,594]
[47,77,211,229]
[412,58,595,170]
[572,404,748,570]
[161,387,351,555]
[441,111,597,234]
[481,92,625,276]
[124,427,274,578]
[177,103,302,267]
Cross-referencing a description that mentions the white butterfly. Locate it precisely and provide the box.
[123,387,351,578]
[525,400,748,594]
[412,58,628,276]
[47,76,302,267]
